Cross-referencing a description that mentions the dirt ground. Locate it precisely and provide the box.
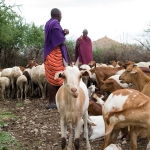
[0,97,149,150]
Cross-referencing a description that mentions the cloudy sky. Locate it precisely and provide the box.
[8,0,150,43]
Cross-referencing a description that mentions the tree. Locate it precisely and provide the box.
[23,23,44,61]
[0,0,26,67]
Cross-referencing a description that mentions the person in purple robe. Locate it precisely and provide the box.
[44,8,69,109]
[74,29,93,64]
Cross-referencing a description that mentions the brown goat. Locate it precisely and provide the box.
[119,64,150,97]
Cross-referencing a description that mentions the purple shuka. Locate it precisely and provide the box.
[75,36,92,64]
[44,18,68,63]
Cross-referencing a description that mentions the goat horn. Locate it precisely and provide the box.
[63,58,68,67]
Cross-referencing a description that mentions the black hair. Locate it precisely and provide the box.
[51,8,61,18]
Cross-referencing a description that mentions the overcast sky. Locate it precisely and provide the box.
[8,0,150,43]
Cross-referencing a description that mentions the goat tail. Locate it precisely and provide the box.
[105,124,115,135]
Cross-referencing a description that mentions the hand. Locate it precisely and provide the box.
[64,29,69,35]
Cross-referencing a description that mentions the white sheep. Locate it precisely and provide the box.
[10,66,23,98]
[30,66,40,97]
[30,64,48,99]
[1,68,13,79]
[55,59,91,150]
[16,75,28,100]
[38,64,48,99]
[0,77,10,100]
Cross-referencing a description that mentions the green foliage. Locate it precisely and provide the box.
[0,1,44,67]
[16,102,23,107]
[0,131,24,150]
[0,109,23,150]
[93,47,103,63]
[0,112,16,120]
[0,0,24,48]
[24,23,44,49]
[65,39,75,62]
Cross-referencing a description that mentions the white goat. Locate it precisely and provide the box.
[88,84,97,97]
[55,59,91,150]
[88,115,105,141]
[16,75,28,100]
[135,62,150,68]
[0,77,10,100]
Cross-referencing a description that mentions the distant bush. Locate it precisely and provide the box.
[92,43,150,64]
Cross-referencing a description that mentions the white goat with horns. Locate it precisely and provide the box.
[55,58,91,150]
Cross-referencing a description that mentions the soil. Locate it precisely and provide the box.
[0,98,148,150]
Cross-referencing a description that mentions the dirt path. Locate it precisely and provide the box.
[0,98,148,150]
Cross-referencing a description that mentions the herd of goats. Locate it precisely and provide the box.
[1,58,150,150]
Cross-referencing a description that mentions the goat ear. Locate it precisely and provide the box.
[75,57,79,67]
[130,69,137,74]
[81,70,92,78]
[63,58,68,67]
[101,80,104,83]
[54,71,64,79]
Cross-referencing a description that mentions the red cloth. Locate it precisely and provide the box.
[44,46,64,86]
[74,36,92,64]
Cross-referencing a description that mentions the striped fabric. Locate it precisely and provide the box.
[44,46,65,86]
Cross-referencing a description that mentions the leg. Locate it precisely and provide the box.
[102,133,111,150]
[24,84,27,100]
[21,84,23,100]
[110,129,120,143]
[17,86,19,100]
[146,130,150,150]
[60,118,67,150]
[129,127,138,150]
[74,120,81,150]
[102,121,112,150]
[46,83,60,109]
[146,140,150,150]
[82,111,91,150]
[67,123,73,150]
[1,87,5,100]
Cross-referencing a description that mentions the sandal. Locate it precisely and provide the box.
[46,104,57,109]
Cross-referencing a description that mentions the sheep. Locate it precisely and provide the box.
[55,58,91,150]
[30,66,41,97]
[23,69,31,98]
[10,66,23,98]
[16,75,28,100]
[30,64,48,99]
[1,68,13,79]
[0,77,10,100]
